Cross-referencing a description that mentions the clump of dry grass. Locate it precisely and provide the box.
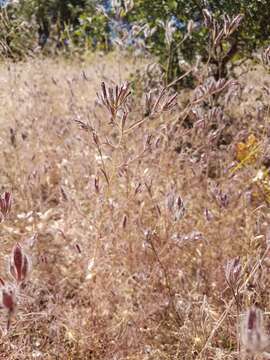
[0,48,270,360]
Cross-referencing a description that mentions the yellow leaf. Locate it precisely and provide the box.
[235,134,259,164]
[236,142,247,162]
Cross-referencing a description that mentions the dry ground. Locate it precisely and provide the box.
[0,53,270,359]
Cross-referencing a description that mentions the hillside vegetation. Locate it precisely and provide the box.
[0,1,270,360]
[0,50,269,359]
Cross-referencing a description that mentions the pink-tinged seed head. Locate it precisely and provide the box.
[9,243,31,284]
[13,243,23,281]
[0,192,12,220]
[4,192,11,208]
[240,307,269,354]
[1,285,16,312]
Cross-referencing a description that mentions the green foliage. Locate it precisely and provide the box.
[0,0,109,58]
[73,13,110,51]
[0,5,37,60]
[21,0,109,50]
[0,0,270,69]
[124,0,270,83]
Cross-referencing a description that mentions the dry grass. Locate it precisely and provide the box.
[0,52,270,360]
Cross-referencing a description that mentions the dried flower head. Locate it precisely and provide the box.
[240,307,269,355]
[0,191,12,221]
[97,81,131,121]
[203,10,243,49]
[145,88,177,118]
[223,14,244,38]
[9,243,31,284]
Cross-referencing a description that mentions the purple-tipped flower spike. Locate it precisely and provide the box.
[9,243,31,284]
[0,191,12,221]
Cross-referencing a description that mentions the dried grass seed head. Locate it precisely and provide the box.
[97,81,131,120]
[145,88,177,117]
